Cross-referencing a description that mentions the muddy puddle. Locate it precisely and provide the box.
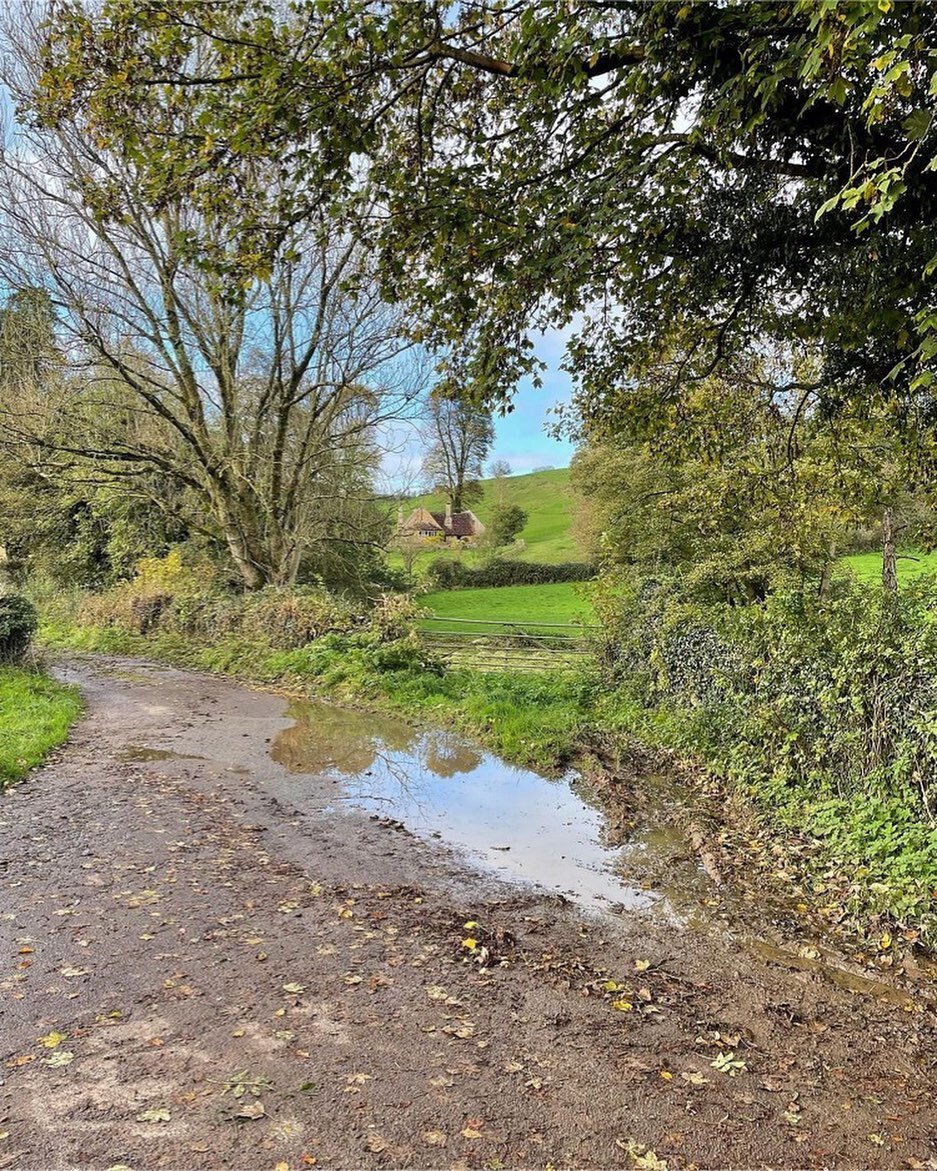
[268,698,937,1007]
[270,699,695,914]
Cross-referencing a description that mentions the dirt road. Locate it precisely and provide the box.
[1,656,934,1170]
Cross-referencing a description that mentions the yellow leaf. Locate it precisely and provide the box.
[38,1031,68,1049]
[461,1127,483,1139]
[461,937,478,950]
[275,1162,290,1171]
[633,959,651,971]
[423,1130,447,1146]
[880,932,892,950]
[463,920,480,929]
[612,1000,633,1012]
[659,1070,673,1081]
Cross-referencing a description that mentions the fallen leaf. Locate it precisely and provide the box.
[236,1101,266,1121]
[444,1024,476,1039]
[680,1071,708,1086]
[461,1127,483,1139]
[282,983,306,994]
[422,1130,447,1146]
[711,1051,747,1077]
[59,967,88,978]
[136,1107,171,1123]
[612,1000,634,1012]
[41,1050,74,1068]
[461,938,478,950]
[616,1139,668,1170]
[634,959,651,972]
[275,1163,290,1171]
[38,1031,68,1049]
[365,1134,388,1153]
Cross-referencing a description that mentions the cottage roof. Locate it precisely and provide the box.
[400,506,484,538]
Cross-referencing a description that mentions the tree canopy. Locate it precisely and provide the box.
[31,0,937,436]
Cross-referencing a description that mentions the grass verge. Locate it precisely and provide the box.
[0,667,83,787]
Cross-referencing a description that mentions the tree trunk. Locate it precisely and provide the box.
[882,506,898,593]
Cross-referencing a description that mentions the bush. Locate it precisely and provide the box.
[68,549,369,650]
[425,558,595,589]
[594,570,937,926]
[0,595,38,663]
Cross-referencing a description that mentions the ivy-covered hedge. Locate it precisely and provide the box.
[0,595,38,663]
[594,572,937,927]
[426,557,595,589]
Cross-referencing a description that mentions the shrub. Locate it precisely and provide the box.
[0,594,39,663]
[425,558,595,589]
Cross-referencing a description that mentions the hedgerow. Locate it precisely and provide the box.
[425,557,594,589]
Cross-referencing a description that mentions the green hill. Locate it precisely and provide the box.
[402,466,583,566]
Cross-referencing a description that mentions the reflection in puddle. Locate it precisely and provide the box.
[117,745,206,763]
[271,700,673,912]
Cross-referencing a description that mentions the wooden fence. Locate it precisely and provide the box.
[419,615,600,673]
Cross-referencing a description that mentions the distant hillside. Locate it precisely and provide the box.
[405,467,584,564]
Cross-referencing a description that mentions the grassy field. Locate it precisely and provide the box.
[421,581,594,632]
[842,550,937,584]
[0,668,82,787]
[401,466,584,567]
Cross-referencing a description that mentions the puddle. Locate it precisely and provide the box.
[116,746,206,763]
[271,699,685,912]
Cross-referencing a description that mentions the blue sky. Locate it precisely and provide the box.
[378,328,576,493]
[487,329,575,474]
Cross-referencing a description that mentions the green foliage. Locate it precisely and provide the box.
[0,668,82,786]
[569,366,906,604]
[0,595,38,664]
[594,572,937,928]
[486,503,528,548]
[425,557,594,590]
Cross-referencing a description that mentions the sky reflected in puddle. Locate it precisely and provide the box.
[271,699,666,912]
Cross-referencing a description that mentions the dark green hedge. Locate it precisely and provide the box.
[0,595,38,663]
[425,558,595,589]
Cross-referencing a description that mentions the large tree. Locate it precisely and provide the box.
[0,22,422,590]
[421,388,494,511]
[31,1,937,436]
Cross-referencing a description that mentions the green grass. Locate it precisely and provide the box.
[421,581,595,632]
[0,667,82,786]
[400,467,584,568]
[842,549,937,584]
